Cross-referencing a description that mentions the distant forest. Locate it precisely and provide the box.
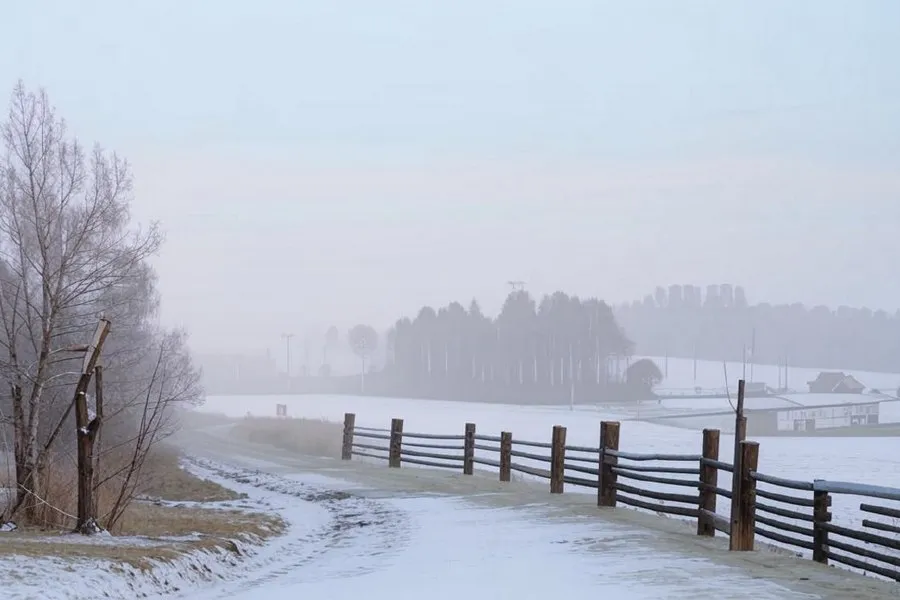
[380,291,638,404]
[614,284,900,375]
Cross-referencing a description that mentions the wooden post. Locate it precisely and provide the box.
[698,428,720,536]
[75,318,111,534]
[550,425,566,494]
[598,421,620,507]
[341,413,356,460]
[812,486,831,564]
[389,418,403,468]
[730,440,759,551]
[463,422,476,475]
[729,379,747,543]
[499,431,512,482]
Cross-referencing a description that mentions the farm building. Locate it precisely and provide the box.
[806,371,866,394]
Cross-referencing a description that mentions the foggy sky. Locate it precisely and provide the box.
[2,1,899,354]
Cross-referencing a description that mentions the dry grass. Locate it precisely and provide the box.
[0,447,284,568]
[0,504,285,569]
[229,416,344,459]
[136,449,242,503]
[179,410,240,429]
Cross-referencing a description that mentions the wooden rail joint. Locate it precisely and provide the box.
[598,421,620,507]
[729,440,759,551]
[812,485,830,564]
[550,425,566,494]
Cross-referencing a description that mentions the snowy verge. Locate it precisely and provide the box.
[0,457,407,600]
[0,460,289,599]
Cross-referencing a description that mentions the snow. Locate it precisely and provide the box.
[4,356,900,598]
[0,438,895,598]
[188,491,793,600]
[641,355,900,393]
[199,388,900,566]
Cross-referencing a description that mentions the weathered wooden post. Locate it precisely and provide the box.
[389,418,404,468]
[730,440,759,551]
[463,422,476,475]
[729,380,747,542]
[812,483,831,564]
[499,431,512,482]
[341,412,356,460]
[698,428,720,536]
[598,421,620,507]
[550,425,567,494]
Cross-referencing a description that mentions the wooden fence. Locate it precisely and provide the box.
[341,412,900,582]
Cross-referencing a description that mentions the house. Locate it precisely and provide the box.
[807,371,866,394]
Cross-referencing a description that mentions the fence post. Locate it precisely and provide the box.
[499,432,512,482]
[550,425,566,494]
[463,422,476,475]
[389,418,404,468]
[729,380,747,544]
[730,440,759,551]
[598,421,620,507]
[697,428,720,536]
[341,413,356,460]
[812,483,831,564]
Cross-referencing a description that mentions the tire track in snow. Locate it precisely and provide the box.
[185,459,413,594]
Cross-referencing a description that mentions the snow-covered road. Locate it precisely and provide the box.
[174,428,899,600]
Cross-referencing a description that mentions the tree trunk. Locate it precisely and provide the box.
[75,373,100,533]
[74,322,110,534]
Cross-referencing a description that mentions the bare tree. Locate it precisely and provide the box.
[99,329,201,530]
[0,82,161,522]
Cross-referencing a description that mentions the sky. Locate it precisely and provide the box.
[1,1,899,354]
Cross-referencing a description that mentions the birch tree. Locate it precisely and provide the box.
[0,81,162,522]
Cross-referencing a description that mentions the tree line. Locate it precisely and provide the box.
[614,284,900,375]
[0,83,200,532]
[374,290,636,403]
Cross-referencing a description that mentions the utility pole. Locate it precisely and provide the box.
[304,336,310,376]
[741,345,747,380]
[749,328,756,381]
[281,333,294,377]
[507,280,525,293]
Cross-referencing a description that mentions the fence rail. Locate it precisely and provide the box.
[341,410,900,583]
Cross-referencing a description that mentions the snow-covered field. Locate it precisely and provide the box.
[200,392,900,490]
[641,354,900,394]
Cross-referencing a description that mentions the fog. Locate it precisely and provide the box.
[2,1,899,356]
